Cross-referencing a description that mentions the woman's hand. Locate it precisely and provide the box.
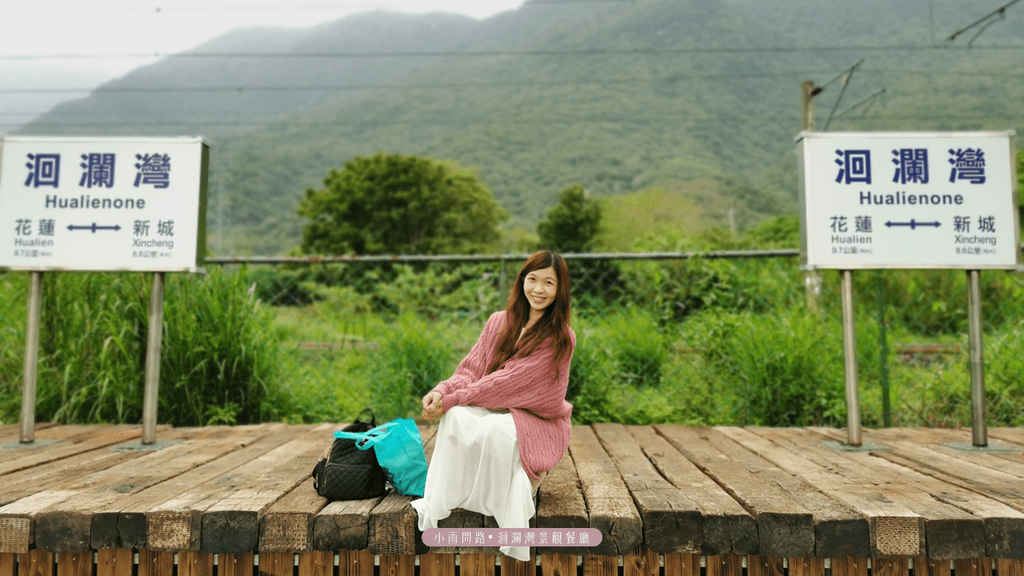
[421,391,444,422]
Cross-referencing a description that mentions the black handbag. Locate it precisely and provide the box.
[311,409,387,501]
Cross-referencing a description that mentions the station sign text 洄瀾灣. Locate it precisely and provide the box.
[0,137,208,272]
[797,131,1019,270]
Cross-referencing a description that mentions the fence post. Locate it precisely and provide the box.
[967,269,987,447]
[20,271,43,444]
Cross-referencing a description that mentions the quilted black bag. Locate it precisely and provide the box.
[311,410,387,501]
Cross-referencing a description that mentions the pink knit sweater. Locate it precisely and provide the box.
[432,311,575,479]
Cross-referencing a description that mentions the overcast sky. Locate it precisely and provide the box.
[1,0,526,133]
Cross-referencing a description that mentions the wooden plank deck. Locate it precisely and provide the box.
[1,424,1024,576]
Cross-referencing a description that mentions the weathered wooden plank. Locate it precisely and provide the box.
[96,549,132,576]
[259,477,326,552]
[179,552,215,576]
[0,553,14,576]
[297,550,334,576]
[258,552,294,576]
[955,558,992,576]
[94,424,289,550]
[0,431,143,506]
[707,554,744,576]
[0,425,135,468]
[812,427,1024,558]
[989,428,1024,449]
[539,553,572,576]
[664,553,699,576]
[623,546,658,576]
[419,552,455,576]
[379,554,415,576]
[787,557,824,576]
[869,428,1024,479]
[145,424,316,551]
[31,426,244,552]
[629,426,757,555]
[713,427,875,558]
[568,426,642,556]
[874,556,910,576]
[0,491,74,553]
[200,424,337,553]
[56,552,90,576]
[340,548,373,576]
[536,454,587,529]
[0,426,202,552]
[656,426,815,558]
[535,454,588,555]
[749,556,784,576]
[369,492,419,556]
[137,549,174,576]
[720,426,942,557]
[220,553,255,576]
[313,498,383,551]
[996,559,1024,576]
[592,424,701,554]
[581,554,616,576]
[830,557,868,576]
[23,549,53,576]
[502,554,535,576]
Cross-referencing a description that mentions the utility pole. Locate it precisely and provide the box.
[802,80,822,314]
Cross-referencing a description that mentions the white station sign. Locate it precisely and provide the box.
[797,131,1019,270]
[0,136,208,272]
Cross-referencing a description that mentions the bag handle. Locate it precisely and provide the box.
[354,408,377,427]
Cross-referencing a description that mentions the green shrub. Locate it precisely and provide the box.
[159,267,291,425]
[607,309,666,389]
[369,314,459,421]
[697,310,846,426]
[567,321,616,424]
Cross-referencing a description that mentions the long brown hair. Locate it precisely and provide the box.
[487,250,572,375]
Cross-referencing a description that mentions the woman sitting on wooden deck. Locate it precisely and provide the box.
[412,250,576,561]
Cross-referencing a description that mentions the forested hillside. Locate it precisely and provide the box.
[15,0,1024,255]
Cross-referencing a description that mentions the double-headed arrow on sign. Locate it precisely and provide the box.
[67,223,122,233]
[885,220,941,229]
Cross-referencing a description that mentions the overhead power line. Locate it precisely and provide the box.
[4,43,1024,62]
[947,0,1022,45]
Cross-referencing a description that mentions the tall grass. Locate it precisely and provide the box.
[5,245,1024,429]
[0,268,288,426]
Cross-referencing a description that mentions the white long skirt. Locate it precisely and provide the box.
[410,406,535,561]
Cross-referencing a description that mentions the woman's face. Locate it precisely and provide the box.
[523,266,558,314]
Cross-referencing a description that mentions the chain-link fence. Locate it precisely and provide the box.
[3,251,1024,428]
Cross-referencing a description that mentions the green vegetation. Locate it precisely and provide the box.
[4,215,1023,429]
[537,185,602,253]
[298,152,506,255]
[0,268,290,426]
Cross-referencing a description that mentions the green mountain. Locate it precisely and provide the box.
[16,0,1024,254]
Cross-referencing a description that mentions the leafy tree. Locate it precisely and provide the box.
[537,184,602,253]
[298,152,506,255]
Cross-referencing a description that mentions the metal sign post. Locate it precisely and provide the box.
[19,271,42,443]
[967,269,987,446]
[840,269,861,446]
[142,272,165,445]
